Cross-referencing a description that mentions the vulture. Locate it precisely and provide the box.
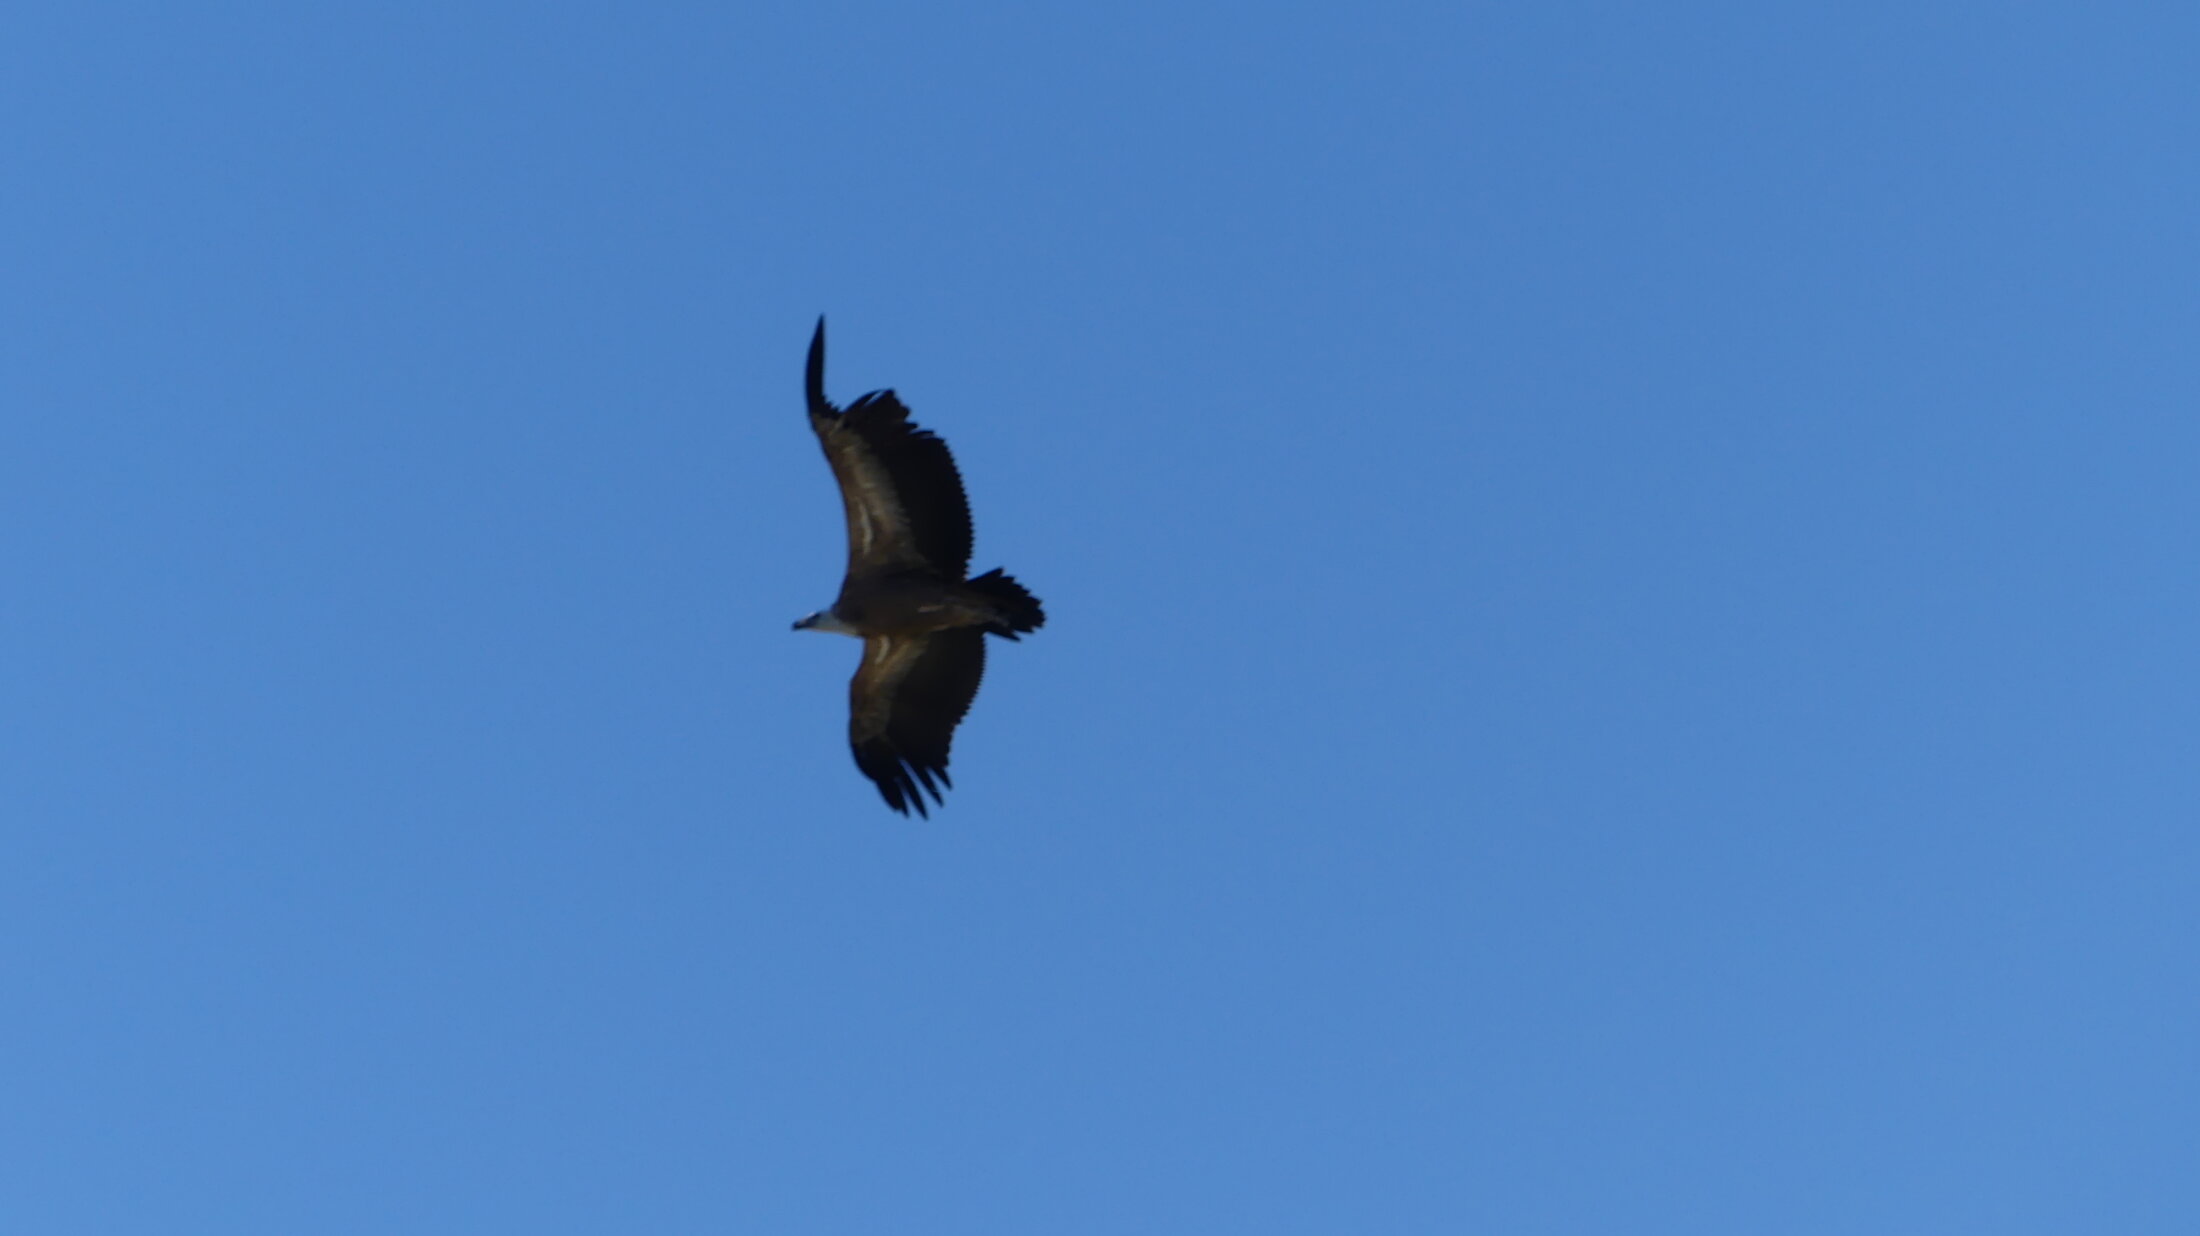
[793,317,1044,816]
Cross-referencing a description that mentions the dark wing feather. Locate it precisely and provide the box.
[848,629,986,817]
[805,319,974,577]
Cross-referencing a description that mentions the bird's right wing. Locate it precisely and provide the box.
[848,629,987,817]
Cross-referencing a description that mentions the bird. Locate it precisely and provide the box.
[793,317,1044,816]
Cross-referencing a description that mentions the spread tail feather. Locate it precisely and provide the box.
[965,569,1045,639]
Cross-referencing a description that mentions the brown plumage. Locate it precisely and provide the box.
[793,318,1044,815]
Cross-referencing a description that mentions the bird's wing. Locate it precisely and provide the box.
[807,319,974,577]
[848,629,987,817]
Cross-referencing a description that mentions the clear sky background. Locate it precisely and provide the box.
[4,3,2195,1232]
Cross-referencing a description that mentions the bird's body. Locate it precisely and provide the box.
[805,568,1011,637]
[794,318,1043,815]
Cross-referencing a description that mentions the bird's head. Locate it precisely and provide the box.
[792,610,859,636]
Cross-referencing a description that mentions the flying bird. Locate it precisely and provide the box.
[794,318,1045,816]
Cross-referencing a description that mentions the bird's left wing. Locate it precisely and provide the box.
[806,319,974,577]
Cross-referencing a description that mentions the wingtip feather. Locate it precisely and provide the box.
[807,317,831,417]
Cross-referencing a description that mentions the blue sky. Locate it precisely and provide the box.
[4,3,2196,1231]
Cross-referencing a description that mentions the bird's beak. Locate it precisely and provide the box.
[792,614,818,631]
